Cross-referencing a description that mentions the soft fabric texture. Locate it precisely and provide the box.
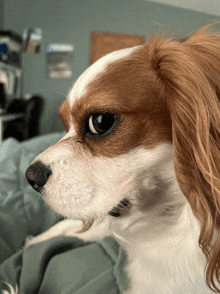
[0,133,128,294]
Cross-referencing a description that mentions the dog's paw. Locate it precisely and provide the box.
[24,235,35,248]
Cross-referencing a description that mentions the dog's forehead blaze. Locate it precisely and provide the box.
[69,45,140,105]
[59,46,172,156]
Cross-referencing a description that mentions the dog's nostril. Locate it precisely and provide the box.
[25,161,52,193]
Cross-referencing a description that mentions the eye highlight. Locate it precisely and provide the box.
[84,113,118,137]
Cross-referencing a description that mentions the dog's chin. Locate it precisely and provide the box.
[43,191,131,221]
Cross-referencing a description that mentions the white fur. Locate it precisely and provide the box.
[26,142,212,293]
[1,283,18,294]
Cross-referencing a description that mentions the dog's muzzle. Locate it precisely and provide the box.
[26,162,131,217]
[25,161,52,193]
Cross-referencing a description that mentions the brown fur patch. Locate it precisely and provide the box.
[60,46,172,157]
[58,99,71,132]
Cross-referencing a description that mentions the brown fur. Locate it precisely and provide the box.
[148,24,220,292]
[58,99,71,132]
[63,49,172,156]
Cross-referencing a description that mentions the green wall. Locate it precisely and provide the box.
[3,0,219,134]
[0,0,4,30]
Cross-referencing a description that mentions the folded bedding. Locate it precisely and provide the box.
[0,133,128,294]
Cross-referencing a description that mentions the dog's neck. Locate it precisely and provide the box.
[110,169,187,242]
[109,177,211,294]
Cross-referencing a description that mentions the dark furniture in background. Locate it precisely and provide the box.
[4,95,44,141]
[0,82,7,111]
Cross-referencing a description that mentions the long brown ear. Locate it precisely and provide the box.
[148,24,220,292]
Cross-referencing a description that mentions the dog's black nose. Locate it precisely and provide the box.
[25,161,52,193]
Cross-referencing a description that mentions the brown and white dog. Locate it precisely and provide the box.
[25,24,220,293]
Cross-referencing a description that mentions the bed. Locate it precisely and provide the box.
[0,132,128,294]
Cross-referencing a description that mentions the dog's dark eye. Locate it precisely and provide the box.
[87,113,117,136]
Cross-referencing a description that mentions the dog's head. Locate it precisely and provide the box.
[26,24,220,292]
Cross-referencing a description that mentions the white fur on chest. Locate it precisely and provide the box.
[112,205,211,294]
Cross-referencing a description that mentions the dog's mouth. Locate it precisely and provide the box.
[73,198,132,234]
[108,198,131,217]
